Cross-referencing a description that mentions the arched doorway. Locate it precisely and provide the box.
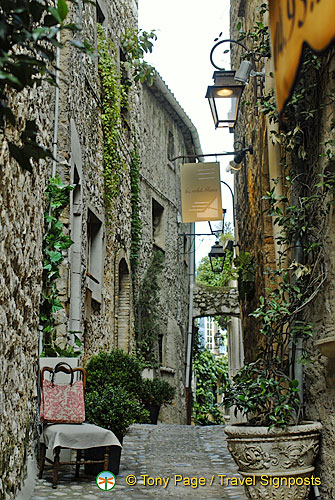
[117,258,130,351]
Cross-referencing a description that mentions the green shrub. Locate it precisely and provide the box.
[85,350,142,394]
[85,385,149,438]
[139,378,175,406]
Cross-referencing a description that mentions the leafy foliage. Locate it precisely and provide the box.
[85,350,151,436]
[236,3,270,60]
[121,28,157,86]
[223,361,300,427]
[0,0,93,171]
[192,348,228,426]
[98,25,125,215]
[85,385,149,438]
[224,42,334,428]
[234,251,257,300]
[196,223,235,287]
[85,350,143,394]
[196,252,234,287]
[40,176,79,357]
[136,249,164,367]
[139,378,175,407]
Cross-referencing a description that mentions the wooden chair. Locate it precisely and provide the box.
[39,365,121,488]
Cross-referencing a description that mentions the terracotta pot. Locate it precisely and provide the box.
[224,421,322,500]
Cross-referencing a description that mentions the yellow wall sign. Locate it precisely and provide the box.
[180,162,222,223]
[269,0,335,113]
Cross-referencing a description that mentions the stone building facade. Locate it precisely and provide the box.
[230,0,335,496]
[0,1,201,499]
[0,83,53,500]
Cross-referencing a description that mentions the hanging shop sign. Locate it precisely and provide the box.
[269,0,335,114]
[180,162,222,223]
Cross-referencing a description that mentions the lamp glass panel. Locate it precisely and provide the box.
[208,96,218,127]
[209,255,224,274]
[215,96,238,125]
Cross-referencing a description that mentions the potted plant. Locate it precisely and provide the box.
[83,350,149,474]
[85,349,143,394]
[222,274,322,499]
[139,378,175,424]
[84,385,149,475]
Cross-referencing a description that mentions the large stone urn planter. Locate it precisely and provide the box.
[224,421,322,500]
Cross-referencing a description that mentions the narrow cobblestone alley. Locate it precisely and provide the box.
[32,424,247,500]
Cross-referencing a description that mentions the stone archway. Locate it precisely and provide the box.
[193,283,244,423]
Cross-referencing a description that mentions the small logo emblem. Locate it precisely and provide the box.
[96,471,116,491]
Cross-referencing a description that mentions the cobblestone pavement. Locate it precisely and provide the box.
[32,424,247,500]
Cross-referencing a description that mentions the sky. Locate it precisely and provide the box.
[138,0,235,264]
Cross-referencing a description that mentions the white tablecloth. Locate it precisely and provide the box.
[41,423,122,452]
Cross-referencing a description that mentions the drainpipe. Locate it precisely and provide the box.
[264,54,284,267]
[185,224,195,424]
[51,35,61,178]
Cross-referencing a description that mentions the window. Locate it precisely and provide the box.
[158,334,164,365]
[96,3,105,24]
[96,0,107,25]
[70,166,82,333]
[168,131,175,160]
[152,198,165,250]
[206,317,214,350]
[87,209,103,302]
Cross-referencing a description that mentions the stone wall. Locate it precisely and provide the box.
[302,48,335,498]
[230,0,335,496]
[192,284,240,318]
[1,1,200,496]
[57,1,197,423]
[230,0,276,362]
[52,0,139,360]
[136,80,196,424]
[0,83,53,499]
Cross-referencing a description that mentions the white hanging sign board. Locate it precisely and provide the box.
[180,162,222,223]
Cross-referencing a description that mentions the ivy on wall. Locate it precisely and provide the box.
[40,176,75,357]
[136,249,164,367]
[98,25,126,218]
[121,28,157,85]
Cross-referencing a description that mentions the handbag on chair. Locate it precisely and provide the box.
[40,362,85,424]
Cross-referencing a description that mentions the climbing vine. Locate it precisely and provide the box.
[98,25,125,217]
[40,177,79,357]
[236,3,270,60]
[136,249,164,368]
[223,32,335,427]
[98,25,155,220]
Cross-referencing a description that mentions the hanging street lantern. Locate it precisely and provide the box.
[208,240,226,274]
[205,70,245,130]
